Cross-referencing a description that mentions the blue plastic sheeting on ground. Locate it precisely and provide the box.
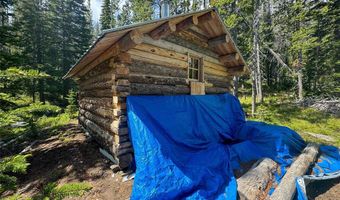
[296,146,340,200]
[127,94,306,199]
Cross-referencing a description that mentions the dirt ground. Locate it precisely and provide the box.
[11,123,132,199]
[4,122,339,200]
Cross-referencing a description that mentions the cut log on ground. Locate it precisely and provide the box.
[237,158,277,200]
[269,143,319,200]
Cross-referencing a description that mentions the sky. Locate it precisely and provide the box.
[90,0,102,24]
[90,0,127,24]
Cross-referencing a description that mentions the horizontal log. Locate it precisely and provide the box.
[219,53,240,64]
[79,80,114,91]
[79,71,115,87]
[129,73,188,86]
[205,87,229,94]
[204,66,229,77]
[208,34,230,48]
[149,21,176,40]
[80,108,114,133]
[237,158,277,200]
[205,74,231,88]
[79,97,113,108]
[176,15,198,32]
[165,34,218,59]
[81,60,111,79]
[117,147,134,157]
[79,89,113,98]
[270,143,319,200]
[143,35,221,65]
[134,43,187,62]
[128,60,187,78]
[79,115,114,144]
[79,102,114,119]
[129,48,188,69]
[130,83,190,95]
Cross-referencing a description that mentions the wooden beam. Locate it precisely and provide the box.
[197,11,217,24]
[149,21,176,40]
[208,34,230,48]
[219,53,240,64]
[117,30,143,52]
[176,16,198,32]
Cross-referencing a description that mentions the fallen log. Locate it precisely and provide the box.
[237,158,277,200]
[269,143,319,200]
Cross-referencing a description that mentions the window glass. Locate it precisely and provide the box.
[188,56,203,81]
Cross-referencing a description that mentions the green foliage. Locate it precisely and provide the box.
[32,182,92,200]
[0,154,31,194]
[240,95,340,146]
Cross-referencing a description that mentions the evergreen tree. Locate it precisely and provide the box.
[130,0,153,23]
[100,0,112,30]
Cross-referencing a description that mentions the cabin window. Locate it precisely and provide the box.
[188,56,203,81]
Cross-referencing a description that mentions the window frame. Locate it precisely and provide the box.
[187,53,204,82]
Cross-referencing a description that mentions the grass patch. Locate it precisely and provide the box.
[240,95,340,146]
[32,182,92,200]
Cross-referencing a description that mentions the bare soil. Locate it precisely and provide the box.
[10,123,132,199]
[3,122,339,199]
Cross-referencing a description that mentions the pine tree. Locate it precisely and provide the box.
[130,0,153,23]
[100,0,112,30]
[118,1,131,26]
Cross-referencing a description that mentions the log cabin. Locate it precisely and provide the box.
[64,8,247,169]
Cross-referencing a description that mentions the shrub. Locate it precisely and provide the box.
[0,154,31,194]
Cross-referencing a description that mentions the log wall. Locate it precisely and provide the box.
[76,33,232,170]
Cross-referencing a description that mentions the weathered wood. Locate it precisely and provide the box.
[197,11,217,24]
[204,66,229,77]
[130,83,190,95]
[79,80,114,91]
[117,30,143,52]
[226,65,245,75]
[143,35,221,64]
[80,108,114,133]
[149,21,176,40]
[205,74,231,88]
[237,158,277,200]
[270,144,319,200]
[205,86,229,94]
[129,73,187,86]
[208,34,230,48]
[190,81,205,95]
[79,115,114,143]
[176,15,198,32]
[79,72,115,88]
[219,53,240,64]
[165,34,218,58]
[128,60,187,78]
[128,48,188,69]
[81,60,111,79]
[79,102,113,119]
[134,43,187,62]
[114,134,130,144]
[114,52,132,64]
[79,89,113,98]
[79,97,112,108]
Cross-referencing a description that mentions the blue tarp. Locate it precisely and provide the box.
[126,93,338,200]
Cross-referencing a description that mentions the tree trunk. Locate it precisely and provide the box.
[233,76,239,97]
[38,79,45,103]
[297,49,303,101]
[251,72,256,117]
